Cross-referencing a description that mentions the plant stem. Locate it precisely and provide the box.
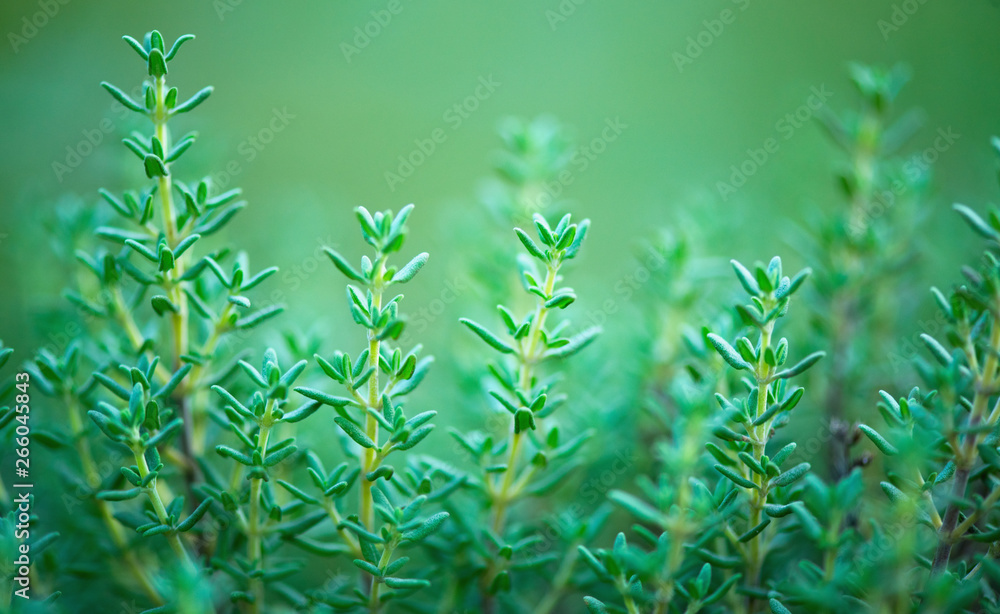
[152,74,200,501]
[932,467,970,575]
[746,322,774,614]
[361,256,385,533]
[133,443,195,571]
[934,315,1000,575]
[368,541,395,612]
[248,399,275,614]
[67,392,164,604]
[152,75,189,370]
[491,263,558,534]
[186,302,233,455]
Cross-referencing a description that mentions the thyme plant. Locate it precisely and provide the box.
[803,63,926,480]
[289,204,453,612]
[447,212,599,611]
[17,24,1000,614]
[860,145,1000,609]
[582,257,821,614]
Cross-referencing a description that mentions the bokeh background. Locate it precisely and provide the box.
[2,0,1000,360]
[3,0,1000,609]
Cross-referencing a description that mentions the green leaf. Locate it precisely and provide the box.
[515,228,547,260]
[235,305,283,330]
[176,498,213,532]
[564,219,590,259]
[772,462,810,487]
[324,247,365,282]
[391,252,429,283]
[770,598,792,614]
[954,203,1000,240]
[365,466,394,482]
[151,295,178,316]
[143,154,168,178]
[920,334,953,366]
[164,33,195,61]
[459,318,515,354]
[172,86,213,114]
[216,445,254,466]
[295,387,351,407]
[281,400,321,424]
[101,82,145,113]
[608,490,661,525]
[715,464,758,490]
[384,577,430,590]
[771,442,796,466]
[394,424,434,451]
[511,408,534,434]
[584,597,609,614]
[401,512,449,541]
[97,488,142,501]
[731,259,761,295]
[545,326,601,359]
[121,35,148,59]
[545,293,576,309]
[334,417,375,449]
[859,424,898,456]
[738,517,771,542]
[880,481,908,504]
[707,333,752,371]
[264,445,298,467]
[774,351,824,379]
[353,559,382,577]
[153,364,192,400]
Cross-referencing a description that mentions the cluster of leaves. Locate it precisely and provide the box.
[18,30,293,613]
[23,32,1000,614]
[581,258,822,613]
[857,147,1000,610]
[428,211,600,611]
[271,204,457,612]
[800,63,928,480]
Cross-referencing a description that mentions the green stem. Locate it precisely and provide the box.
[746,323,774,613]
[368,541,395,612]
[68,392,164,604]
[248,399,275,614]
[361,256,385,533]
[491,263,558,534]
[188,301,234,455]
[934,315,1000,575]
[133,443,194,571]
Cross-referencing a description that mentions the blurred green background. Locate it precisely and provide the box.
[1,0,999,399]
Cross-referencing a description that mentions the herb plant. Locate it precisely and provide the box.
[447,211,597,611]
[11,27,1000,614]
